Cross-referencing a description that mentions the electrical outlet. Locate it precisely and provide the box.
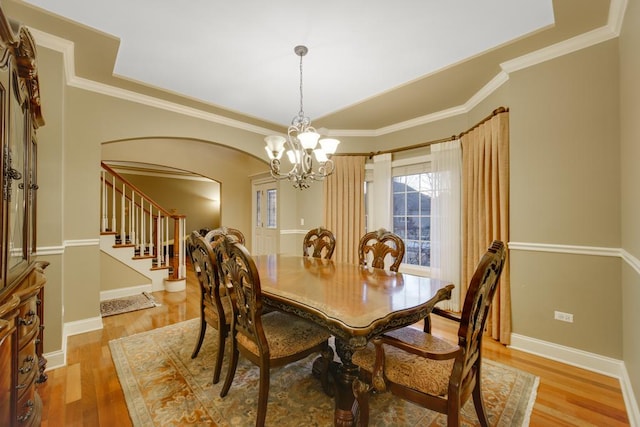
[554,310,574,323]
[300,218,305,226]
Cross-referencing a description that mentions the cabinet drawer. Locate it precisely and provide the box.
[17,294,40,347]
[16,339,38,398]
[16,384,38,426]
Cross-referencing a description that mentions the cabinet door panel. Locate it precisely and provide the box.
[6,67,28,278]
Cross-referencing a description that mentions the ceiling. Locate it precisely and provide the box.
[17,0,612,131]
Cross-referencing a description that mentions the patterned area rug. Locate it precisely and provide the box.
[100,292,158,317]
[109,319,538,426]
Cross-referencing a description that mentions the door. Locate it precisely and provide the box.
[253,180,279,255]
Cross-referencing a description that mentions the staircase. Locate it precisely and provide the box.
[100,162,187,292]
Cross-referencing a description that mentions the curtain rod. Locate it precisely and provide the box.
[335,106,509,159]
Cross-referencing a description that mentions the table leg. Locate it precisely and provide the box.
[330,337,360,427]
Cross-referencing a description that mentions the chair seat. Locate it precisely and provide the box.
[237,311,331,359]
[352,327,456,397]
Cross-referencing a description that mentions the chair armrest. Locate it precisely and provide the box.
[381,333,462,361]
[431,307,461,323]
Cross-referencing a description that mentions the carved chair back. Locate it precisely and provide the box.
[302,227,336,259]
[214,235,267,355]
[457,240,506,380]
[358,228,405,272]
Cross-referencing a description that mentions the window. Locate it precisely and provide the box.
[392,172,434,267]
[266,189,277,228]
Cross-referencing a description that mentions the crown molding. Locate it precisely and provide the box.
[27,28,277,138]
[26,0,627,139]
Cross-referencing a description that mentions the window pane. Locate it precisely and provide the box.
[406,216,419,239]
[393,193,405,215]
[421,241,431,266]
[405,240,419,265]
[405,174,420,191]
[420,216,430,241]
[256,190,261,225]
[389,171,433,267]
[266,189,277,228]
[393,216,406,239]
[420,193,431,214]
[407,191,419,215]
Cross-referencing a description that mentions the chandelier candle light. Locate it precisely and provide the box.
[264,45,340,189]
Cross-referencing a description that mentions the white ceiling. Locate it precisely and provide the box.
[23,0,555,127]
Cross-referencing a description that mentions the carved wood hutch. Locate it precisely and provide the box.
[0,5,47,427]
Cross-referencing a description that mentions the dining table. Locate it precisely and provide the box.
[253,254,454,427]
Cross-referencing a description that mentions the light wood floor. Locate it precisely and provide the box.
[38,265,630,426]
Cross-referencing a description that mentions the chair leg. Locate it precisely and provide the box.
[447,393,461,427]
[212,328,226,384]
[352,378,370,427]
[472,378,489,427]
[313,344,335,397]
[219,345,239,398]
[256,367,270,427]
[191,318,207,358]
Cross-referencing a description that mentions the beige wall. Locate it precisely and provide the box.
[507,39,622,358]
[620,0,640,408]
[117,171,222,233]
[33,47,64,354]
[100,252,149,291]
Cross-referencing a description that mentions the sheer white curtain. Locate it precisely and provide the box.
[429,139,462,311]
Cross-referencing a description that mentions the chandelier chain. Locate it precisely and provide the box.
[298,52,304,118]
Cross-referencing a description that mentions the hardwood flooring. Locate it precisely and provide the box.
[38,265,630,426]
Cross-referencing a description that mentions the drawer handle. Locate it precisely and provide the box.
[19,355,35,374]
[17,399,34,422]
[19,310,36,326]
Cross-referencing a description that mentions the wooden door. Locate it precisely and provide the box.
[252,181,279,255]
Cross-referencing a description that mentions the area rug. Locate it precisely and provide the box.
[109,319,539,426]
[100,292,158,317]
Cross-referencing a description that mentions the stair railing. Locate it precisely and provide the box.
[100,162,186,282]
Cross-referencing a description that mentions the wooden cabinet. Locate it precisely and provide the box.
[0,5,47,427]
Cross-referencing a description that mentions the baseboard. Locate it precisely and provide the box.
[510,333,624,377]
[43,349,65,371]
[100,284,153,301]
[63,316,103,338]
[621,364,640,427]
[511,333,638,426]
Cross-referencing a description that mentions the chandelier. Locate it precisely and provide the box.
[264,45,340,190]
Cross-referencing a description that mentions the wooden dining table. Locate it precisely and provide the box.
[253,254,454,427]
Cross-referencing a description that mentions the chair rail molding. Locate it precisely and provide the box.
[508,241,640,276]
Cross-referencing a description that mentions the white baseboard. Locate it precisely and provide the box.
[621,364,640,427]
[63,316,103,338]
[43,350,65,371]
[511,333,639,426]
[100,284,153,301]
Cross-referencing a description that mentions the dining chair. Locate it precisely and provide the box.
[203,226,245,245]
[302,226,336,259]
[358,228,405,272]
[188,231,233,384]
[352,240,506,427]
[215,236,334,427]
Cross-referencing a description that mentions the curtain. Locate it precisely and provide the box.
[429,139,462,312]
[372,153,392,230]
[324,156,366,264]
[461,111,510,345]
